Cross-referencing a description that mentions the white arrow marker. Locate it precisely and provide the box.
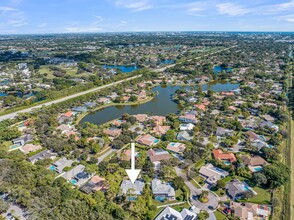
[125,143,141,184]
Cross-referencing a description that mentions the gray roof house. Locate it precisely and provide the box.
[216,127,233,137]
[120,180,145,196]
[27,150,56,164]
[177,131,193,141]
[12,134,34,146]
[52,158,74,173]
[84,102,97,108]
[61,164,85,181]
[72,106,87,113]
[226,179,257,200]
[155,206,197,220]
[199,163,229,185]
[151,179,175,201]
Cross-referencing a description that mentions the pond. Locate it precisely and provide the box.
[102,65,140,73]
[214,66,232,74]
[80,82,239,126]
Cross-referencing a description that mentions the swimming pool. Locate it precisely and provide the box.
[49,165,55,171]
[71,179,77,185]
[127,196,137,201]
[254,167,263,172]
[153,139,160,143]
[259,135,266,141]
[155,196,166,202]
[223,160,231,165]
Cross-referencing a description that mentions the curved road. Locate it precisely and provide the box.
[0,75,142,122]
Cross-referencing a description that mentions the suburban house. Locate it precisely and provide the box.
[61,164,87,186]
[72,106,87,113]
[213,149,237,163]
[240,155,268,172]
[177,131,193,141]
[260,114,275,122]
[154,206,198,220]
[80,176,107,194]
[216,127,234,137]
[56,124,72,134]
[150,116,166,125]
[179,123,194,131]
[133,114,148,123]
[20,144,42,154]
[12,134,34,146]
[151,179,175,201]
[151,125,170,136]
[147,148,170,163]
[97,97,111,104]
[247,131,264,142]
[179,114,197,124]
[166,142,186,153]
[51,158,74,173]
[226,179,257,200]
[230,201,271,220]
[137,134,159,146]
[121,149,139,161]
[259,121,279,131]
[27,150,56,164]
[199,163,229,185]
[103,127,122,137]
[120,180,145,197]
[84,102,97,108]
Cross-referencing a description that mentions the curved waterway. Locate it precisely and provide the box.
[80,82,239,125]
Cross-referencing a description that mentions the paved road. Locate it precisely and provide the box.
[2,203,27,220]
[175,167,219,213]
[0,75,142,122]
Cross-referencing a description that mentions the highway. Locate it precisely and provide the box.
[0,74,142,122]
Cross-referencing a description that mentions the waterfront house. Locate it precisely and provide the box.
[84,102,97,108]
[133,114,148,123]
[150,116,166,126]
[98,97,111,104]
[151,179,175,201]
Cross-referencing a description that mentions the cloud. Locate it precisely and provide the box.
[115,0,153,12]
[0,6,17,11]
[121,20,127,24]
[278,14,294,22]
[38,23,48,28]
[216,3,251,16]
[270,0,294,12]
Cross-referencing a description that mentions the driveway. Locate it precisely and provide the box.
[175,167,219,213]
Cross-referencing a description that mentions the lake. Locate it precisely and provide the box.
[214,66,232,74]
[80,82,239,125]
[102,65,139,73]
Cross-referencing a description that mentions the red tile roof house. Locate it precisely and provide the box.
[166,142,186,153]
[151,125,170,136]
[137,134,159,146]
[246,131,264,142]
[147,148,170,163]
[150,116,166,126]
[138,90,147,99]
[213,149,237,163]
[63,111,74,117]
[103,128,122,137]
[133,114,148,123]
[120,149,139,161]
[195,104,206,111]
[221,91,235,96]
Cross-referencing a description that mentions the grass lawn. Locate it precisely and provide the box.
[194,176,205,186]
[215,189,226,197]
[214,210,229,220]
[238,186,271,204]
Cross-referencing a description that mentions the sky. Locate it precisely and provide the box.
[1,0,294,34]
